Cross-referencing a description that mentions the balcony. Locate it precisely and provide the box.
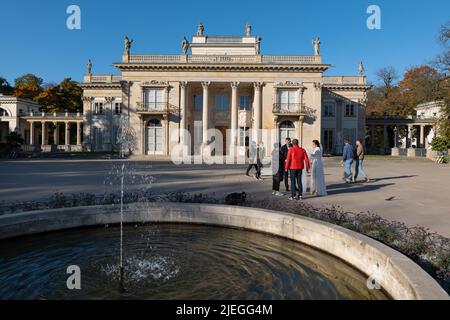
[272,103,307,115]
[136,102,176,114]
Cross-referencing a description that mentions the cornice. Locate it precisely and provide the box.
[323,84,372,91]
[113,63,330,73]
[79,83,122,89]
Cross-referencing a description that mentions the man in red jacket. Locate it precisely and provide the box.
[285,139,310,200]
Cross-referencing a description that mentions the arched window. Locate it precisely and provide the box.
[279,120,295,129]
[147,118,162,127]
[0,107,10,117]
[279,120,296,141]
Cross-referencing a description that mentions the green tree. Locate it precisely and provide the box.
[0,77,14,95]
[14,74,43,88]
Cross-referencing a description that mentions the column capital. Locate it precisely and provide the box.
[253,82,265,89]
[231,81,240,89]
[82,96,94,102]
[201,81,211,89]
[180,81,188,89]
[105,97,115,103]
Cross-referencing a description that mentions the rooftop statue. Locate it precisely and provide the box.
[197,23,204,36]
[181,37,189,54]
[124,36,133,55]
[87,59,92,75]
[256,37,261,54]
[245,23,251,36]
[359,61,365,75]
[313,37,321,55]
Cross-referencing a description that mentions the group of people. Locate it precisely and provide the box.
[342,138,370,183]
[271,138,327,200]
[245,137,370,201]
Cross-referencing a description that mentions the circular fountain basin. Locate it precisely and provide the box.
[0,202,447,300]
[0,224,387,299]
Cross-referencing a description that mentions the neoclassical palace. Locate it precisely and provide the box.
[0,24,371,157]
[80,24,370,157]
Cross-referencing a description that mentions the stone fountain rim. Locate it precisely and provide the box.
[0,202,448,300]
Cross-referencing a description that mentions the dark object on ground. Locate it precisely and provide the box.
[225,192,247,205]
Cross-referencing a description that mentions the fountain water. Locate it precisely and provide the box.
[118,163,124,282]
[116,115,136,283]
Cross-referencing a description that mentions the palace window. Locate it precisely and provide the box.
[323,103,335,117]
[144,89,164,110]
[114,102,122,115]
[240,96,251,111]
[94,102,104,115]
[194,95,203,111]
[345,104,356,117]
[277,90,297,111]
[215,95,229,111]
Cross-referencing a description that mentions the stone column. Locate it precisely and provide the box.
[65,122,70,145]
[54,123,60,145]
[76,122,82,145]
[180,81,188,145]
[407,124,413,148]
[419,125,425,148]
[230,81,239,157]
[201,81,211,146]
[163,114,170,156]
[29,121,35,145]
[140,116,145,155]
[41,121,47,145]
[253,82,264,142]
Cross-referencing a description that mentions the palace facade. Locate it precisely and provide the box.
[80,24,370,157]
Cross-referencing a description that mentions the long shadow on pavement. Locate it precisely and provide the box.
[326,183,395,195]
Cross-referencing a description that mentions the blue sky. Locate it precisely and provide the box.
[0,0,448,85]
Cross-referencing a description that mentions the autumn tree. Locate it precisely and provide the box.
[35,78,82,113]
[13,73,43,100]
[367,67,400,115]
[398,66,444,115]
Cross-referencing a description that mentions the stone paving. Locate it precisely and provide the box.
[1,156,449,236]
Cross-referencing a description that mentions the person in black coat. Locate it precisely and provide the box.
[280,137,293,191]
[272,143,284,196]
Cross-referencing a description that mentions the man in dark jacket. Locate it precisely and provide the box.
[342,138,355,183]
[280,138,293,191]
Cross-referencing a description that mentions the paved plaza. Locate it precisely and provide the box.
[0,157,449,236]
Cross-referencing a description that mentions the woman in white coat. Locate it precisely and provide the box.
[310,140,327,196]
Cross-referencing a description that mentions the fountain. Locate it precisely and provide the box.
[115,115,136,283]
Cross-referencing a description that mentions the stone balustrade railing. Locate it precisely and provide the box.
[25,112,83,119]
[323,76,367,85]
[125,54,322,64]
[83,74,122,83]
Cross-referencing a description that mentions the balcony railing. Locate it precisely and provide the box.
[272,103,307,114]
[323,76,366,85]
[136,102,175,113]
[126,54,322,64]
